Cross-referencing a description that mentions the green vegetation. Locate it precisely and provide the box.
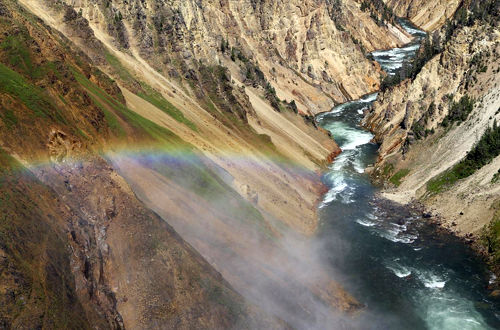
[411,121,434,140]
[427,119,500,193]
[0,63,66,123]
[390,168,410,186]
[103,49,197,130]
[442,95,475,127]
[103,48,135,83]
[1,106,18,129]
[138,84,197,131]
[72,67,188,147]
[480,199,500,271]
[492,169,500,183]
[0,30,60,80]
[382,162,394,176]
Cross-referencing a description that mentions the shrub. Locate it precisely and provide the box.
[442,95,475,127]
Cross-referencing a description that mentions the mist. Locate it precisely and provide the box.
[107,151,378,329]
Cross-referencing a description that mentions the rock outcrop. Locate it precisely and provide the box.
[37,0,411,109]
[384,0,461,30]
[363,5,500,241]
[0,0,389,327]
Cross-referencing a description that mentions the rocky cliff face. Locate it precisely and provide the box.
[40,0,411,109]
[0,1,297,327]
[0,0,394,327]
[362,5,500,242]
[384,0,461,30]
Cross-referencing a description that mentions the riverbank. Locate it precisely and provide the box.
[316,15,500,328]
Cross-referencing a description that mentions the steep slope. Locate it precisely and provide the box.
[0,0,371,328]
[0,1,293,328]
[384,0,461,30]
[29,0,411,109]
[362,0,500,269]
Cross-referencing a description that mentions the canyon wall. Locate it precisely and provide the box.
[363,4,500,245]
[384,0,461,30]
[0,0,405,327]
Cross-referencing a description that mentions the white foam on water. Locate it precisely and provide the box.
[320,178,347,207]
[356,218,377,227]
[489,273,497,285]
[426,280,447,289]
[359,93,378,103]
[384,260,412,278]
[323,121,373,151]
[375,228,416,244]
[353,156,365,173]
[415,270,447,289]
[320,154,351,207]
[415,289,494,330]
[342,129,373,150]
[369,217,417,243]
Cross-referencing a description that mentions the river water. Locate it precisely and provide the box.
[316,19,500,329]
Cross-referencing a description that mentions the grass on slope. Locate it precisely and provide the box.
[103,49,197,131]
[0,63,67,124]
[72,66,188,148]
[390,168,410,186]
[427,120,500,194]
[72,68,273,238]
[0,30,61,81]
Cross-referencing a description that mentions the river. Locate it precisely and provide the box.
[316,19,500,330]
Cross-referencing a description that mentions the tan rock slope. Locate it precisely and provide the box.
[0,0,413,327]
[0,1,295,327]
[37,0,410,108]
[384,0,461,30]
[362,4,500,239]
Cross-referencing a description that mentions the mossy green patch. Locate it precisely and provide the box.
[88,95,126,138]
[1,30,61,81]
[382,163,394,176]
[103,48,135,83]
[72,66,188,148]
[426,167,460,194]
[137,84,197,131]
[1,106,18,129]
[390,169,410,186]
[0,63,66,124]
[103,48,196,130]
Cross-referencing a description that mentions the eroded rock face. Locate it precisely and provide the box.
[362,16,500,241]
[363,24,495,163]
[384,0,461,30]
[59,0,409,107]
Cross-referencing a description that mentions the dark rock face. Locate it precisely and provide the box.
[0,0,11,17]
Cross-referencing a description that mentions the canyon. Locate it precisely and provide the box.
[1,0,500,328]
[0,0,405,328]
[364,0,500,250]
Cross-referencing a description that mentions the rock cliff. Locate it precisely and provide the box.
[363,2,500,249]
[384,0,461,30]
[37,0,411,109]
[0,0,398,327]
